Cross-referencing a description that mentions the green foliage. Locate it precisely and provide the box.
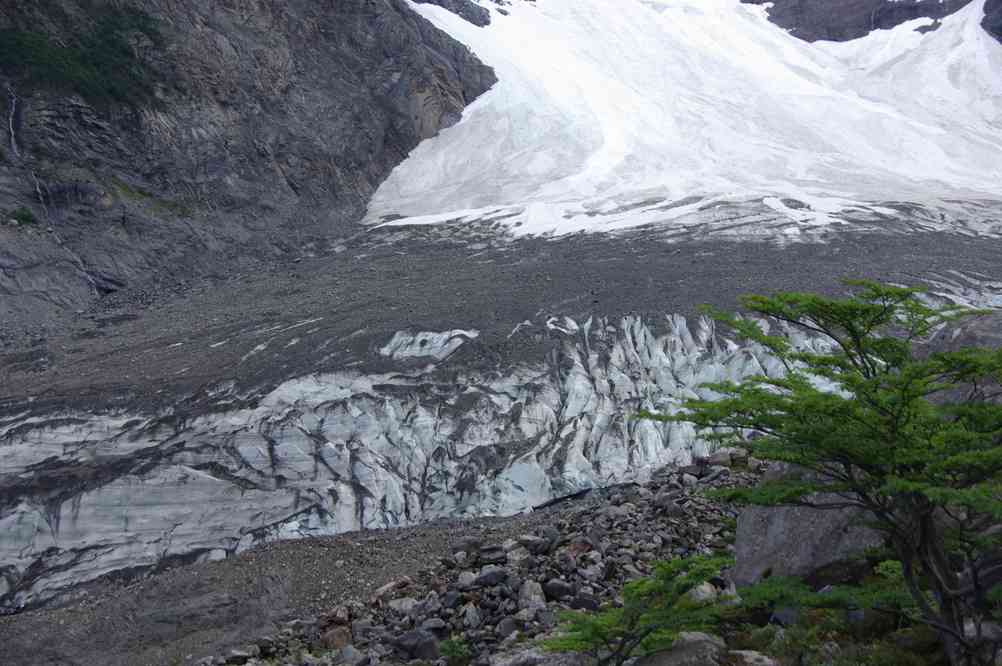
[8,206,37,225]
[862,642,933,666]
[439,637,472,666]
[647,281,1002,665]
[546,555,733,666]
[0,5,161,106]
[110,177,193,218]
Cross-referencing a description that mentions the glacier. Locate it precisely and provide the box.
[2,315,821,610]
[369,0,1002,236]
[4,0,1002,616]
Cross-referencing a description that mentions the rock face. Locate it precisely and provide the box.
[731,501,883,587]
[0,0,495,334]
[414,0,492,27]
[987,0,1002,40]
[741,0,981,42]
[636,632,727,666]
[0,313,807,612]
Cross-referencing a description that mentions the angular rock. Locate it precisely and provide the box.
[728,650,780,666]
[475,565,508,587]
[396,628,439,660]
[731,503,883,587]
[338,645,368,666]
[518,580,546,612]
[320,625,352,650]
[636,632,726,666]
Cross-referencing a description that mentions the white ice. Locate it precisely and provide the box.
[367,0,1002,236]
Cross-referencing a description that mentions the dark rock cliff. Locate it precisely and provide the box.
[414,0,492,26]
[986,0,1002,40]
[0,0,495,337]
[742,0,980,41]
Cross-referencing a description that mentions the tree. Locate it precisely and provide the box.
[546,555,733,665]
[648,281,1002,666]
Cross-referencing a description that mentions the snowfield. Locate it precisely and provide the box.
[368,0,1002,236]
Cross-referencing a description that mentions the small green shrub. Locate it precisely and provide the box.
[440,636,473,666]
[546,555,733,666]
[0,5,161,106]
[8,206,37,225]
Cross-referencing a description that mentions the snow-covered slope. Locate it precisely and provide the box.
[368,0,1002,236]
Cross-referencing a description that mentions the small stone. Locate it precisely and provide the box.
[320,625,352,649]
[225,646,259,664]
[462,602,483,628]
[728,650,780,666]
[396,629,439,660]
[330,605,351,625]
[518,579,546,612]
[387,596,418,615]
[569,591,599,611]
[707,450,732,467]
[338,645,367,666]
[372,577,411,601]
[685,582,718,604]
[351,618,375,639]
[421,617,447,633]
[457,570,477,589]
[480,545,508,564]
[518,534,551,554]
[475,564,508,587]
[496,616,519,638]
[543,578,575,601]
[514,608,536,623]
[506,546,533,567]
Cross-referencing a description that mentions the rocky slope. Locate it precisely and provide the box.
[0,453,756,665]
[741,0,984,42]
[0,0,494,336]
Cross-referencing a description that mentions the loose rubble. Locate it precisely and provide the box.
[198,453,760,665]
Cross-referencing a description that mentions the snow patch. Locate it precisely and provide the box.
[368,0,1002,237]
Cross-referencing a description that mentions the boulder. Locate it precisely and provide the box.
[542,578,575,601]
[396,629,439,660]
[731,502,882,587]
[518,580,547,612]
[728,650,780,666]
[475,565,508,587]
[636,632,726,665]
[488,647,585,665]
[338,645,368,666]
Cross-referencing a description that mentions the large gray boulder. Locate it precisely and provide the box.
[0,0,496,334]
[731,501,883,587]
[636,632,727,666]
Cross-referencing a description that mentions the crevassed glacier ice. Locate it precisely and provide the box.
[1,314,822,610]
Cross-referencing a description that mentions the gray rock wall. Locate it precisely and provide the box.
[0,0,495,334]
[742,0,979,42]
[985,0,1002,40]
